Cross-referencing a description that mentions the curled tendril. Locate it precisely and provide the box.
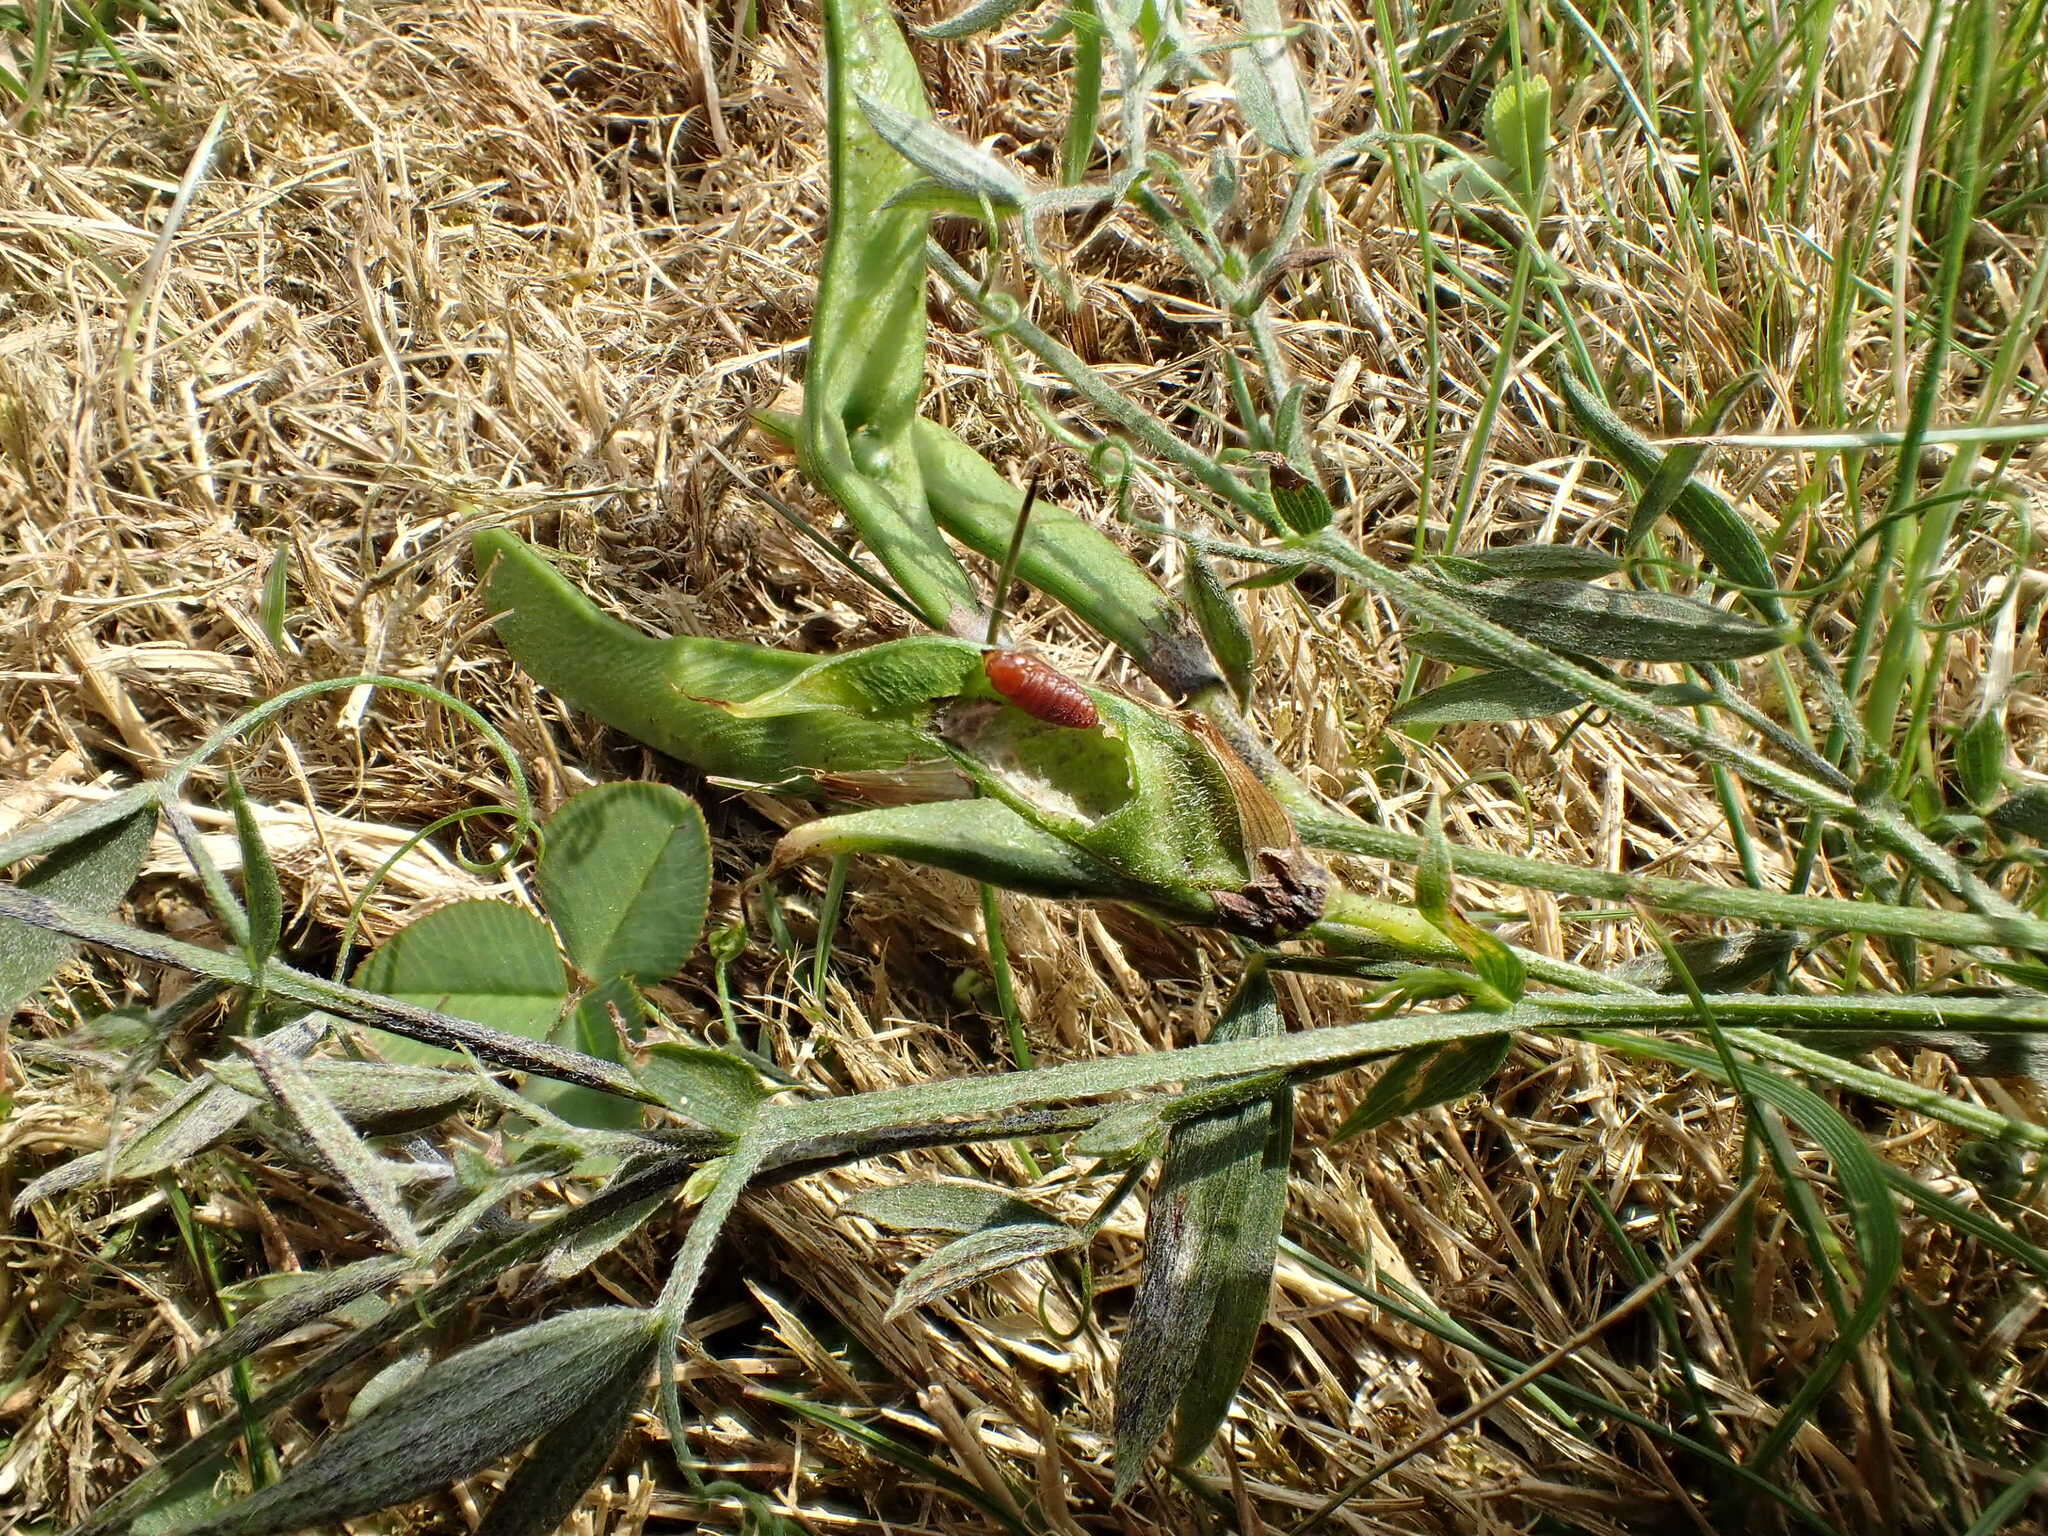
[329,804,523,982]
[164,674,536,870]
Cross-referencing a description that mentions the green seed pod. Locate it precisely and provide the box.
[473,531,932,787]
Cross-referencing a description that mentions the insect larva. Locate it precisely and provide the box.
[984,649,1100,728]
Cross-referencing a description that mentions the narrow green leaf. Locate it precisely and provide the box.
[855,91,1028,209]
[540,1189,669,1284]
[472,1345,647,1536]
[774,800,1136,904]
[1232,0,1312,158]
[1183,553,1256,707]
[1434,544,1625,581]
[170,1308,660,1536]
[205,1058,485,1136]
[1554,367,1782,622]
[1331,1034,1512,1140]
[246,1042,421,1253]
[1990,784,2048,841]
[0,782,159,871]
[13,1015,329,1212]
[1609,929,1803,993]
[1955,711,2009,812]
[260,544,292,656]
[1626,371,1760,552]
[846,1181,1047,1234]
[1074,1100,1168,1165]
[638,1042,768,1135]
[353,901,568,1067]
[165,1257,411,1398]
[344,1350,432,1424]
[916,0,1033,38]
[1390,669,1587,727]
[225,775,282,971]
[1,800,156,1015]
[537,782,710,985]
[1114,966,1292,1489]
[1438,576,1787,661]
[885,1215,1079,1321]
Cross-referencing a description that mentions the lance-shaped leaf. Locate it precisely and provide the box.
[775,799,1148,905]
[758,405,1225,697]
[1990,784,2048,842]
[1115,966,1294,1488]
[1610,929,1803,994]
[907,416,1222,696]
[1075,1100,1169,1165]
[916,0,1033,38]
[1232,0,1313,158]
[537,782,710,984]
[1956,709,2010,813]
[165,1257,411,1398]
[1332,1035,1513,1139]
[1625,371,1760,554]
[1183,553,1255,706]
[845,1180,1048,1234]
[804,0,986,635]
[474,530,931,786]
[471,1343,648,1536]
[1,798,156,1015]
[345,1350,434,1424]
[1555,367,1784,623]
[13,1014,329,1212]
[1431,544,1626,582]
[856,91,1029,210]
[225,774,282,974]
[205,1058,485,1136]
[1433,575,1787,661]
[246,1041,421,1252]
[166,1307,660,1536]
[882,1202,1078,1321]
[1391,668,1588,728]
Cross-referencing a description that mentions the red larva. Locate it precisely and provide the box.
[983,649,1100,729]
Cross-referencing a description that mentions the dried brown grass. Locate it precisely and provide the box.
[4,0,2048,1532]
